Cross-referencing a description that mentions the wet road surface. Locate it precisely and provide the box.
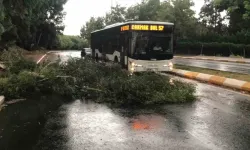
[31,73,250,150]
[173,58,250,74]
[38,50,82,64]
[1,51,250,150]
[35,51,250,150]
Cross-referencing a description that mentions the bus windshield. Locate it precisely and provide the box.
[130,32,173,60]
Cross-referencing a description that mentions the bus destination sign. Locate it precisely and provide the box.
[121,24,165,31]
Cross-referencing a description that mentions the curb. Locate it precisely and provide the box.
[172,69,250,92]
[0,96,5,107]
[174,56,250,64]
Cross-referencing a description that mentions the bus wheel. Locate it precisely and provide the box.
[114,56,118,63]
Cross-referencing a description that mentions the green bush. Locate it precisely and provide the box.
[0,54,197,106]
[57,35,88,50]
[0,48,37,74]
[60,58,196,106]
[99,73,196,107]
[0,71,38,99]
[176,42,250,57]
[8,59,36,74]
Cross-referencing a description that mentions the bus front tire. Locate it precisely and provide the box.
[114,56,118,63]
[95,54,98,61]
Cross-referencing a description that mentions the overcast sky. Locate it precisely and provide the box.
[63,0,204,35]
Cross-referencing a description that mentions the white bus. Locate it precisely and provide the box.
[91,21,174,73]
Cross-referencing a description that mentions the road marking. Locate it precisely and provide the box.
[36,53,47,64]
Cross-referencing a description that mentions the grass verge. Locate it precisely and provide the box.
[174,64,250,82]
[0,49,197,107]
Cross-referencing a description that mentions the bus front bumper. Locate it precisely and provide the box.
[129,62,173,73]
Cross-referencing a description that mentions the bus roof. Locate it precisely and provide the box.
[91,21,174,33]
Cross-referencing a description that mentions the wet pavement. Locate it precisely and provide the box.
[43,50,82,62]
[31,75,250,150]
[0,96,66,150]
[173,58,250,74]
[1,51,250,150]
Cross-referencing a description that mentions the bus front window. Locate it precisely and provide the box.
[130,32,173,60]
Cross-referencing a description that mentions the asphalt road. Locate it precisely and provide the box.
[34,51,250,150]
[173,58,250,74]
[1,51,250,150]
[32,74,250,150]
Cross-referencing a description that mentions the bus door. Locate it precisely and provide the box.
[120,32,128,67]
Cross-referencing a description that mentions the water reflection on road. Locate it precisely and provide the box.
[173,58,250,74]
[2,50,250,150]
[35,100,210,150]
[34,84,250,150]
[33,51,250,150]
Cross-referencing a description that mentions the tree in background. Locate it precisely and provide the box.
[105,4,126,25]
[125,0,161,21]
[81,0,197,44]
[216,0,250,33]
[199,0,226,34]
[80,17,104,44]
[0,0,4,41]
[159,0,197,39]
[57,35,88,50]
[0,0,67,50]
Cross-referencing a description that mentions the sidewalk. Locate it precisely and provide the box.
[174,55,250,64]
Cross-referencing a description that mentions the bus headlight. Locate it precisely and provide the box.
[132,62,142,67]
[131,62,135,67]
[169,62,173,71]
[169,62,173,67]
[135,64,143,67]
[163,62,173,70]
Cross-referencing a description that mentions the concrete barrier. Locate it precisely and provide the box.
[172,69,250,92]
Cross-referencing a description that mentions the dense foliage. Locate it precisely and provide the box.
[2,0,250,54]
[80,0,250,57]
[0,0,68,50]
[80,0,197,42]
[0,50,196,106]
[57,35,88,50]
[176,42,250,57]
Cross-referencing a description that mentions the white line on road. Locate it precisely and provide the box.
[36,53,47,64]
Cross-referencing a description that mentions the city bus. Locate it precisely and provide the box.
[91,21,174,73]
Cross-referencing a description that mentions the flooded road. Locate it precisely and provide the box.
[1,51,250,150]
